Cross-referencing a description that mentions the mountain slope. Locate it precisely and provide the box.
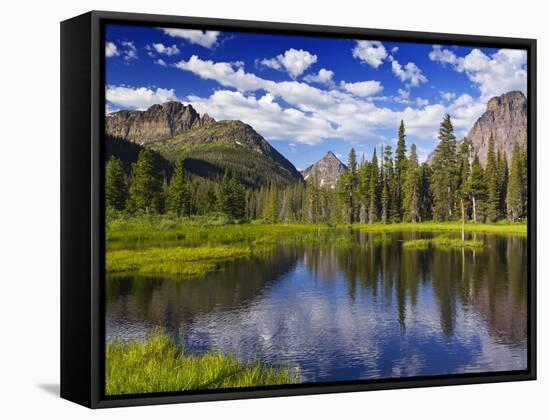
[301,151,347,188]
[106,102,214,145]
[427,91,527,164]
[463,90,527,164]
[148,119,303,187]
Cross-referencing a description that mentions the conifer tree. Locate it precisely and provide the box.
[431,114,458,220]
[381,145,394,223]
[395,120,408,221]
[127,148,164,213]
[402,144,421,222]
[485,134,499,222]
[367,149,379,224]
[105,156,127,211]
[467,154,487,222]
[167,161,191,216]
[506,141,524,221]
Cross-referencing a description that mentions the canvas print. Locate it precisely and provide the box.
[104,24,528,396]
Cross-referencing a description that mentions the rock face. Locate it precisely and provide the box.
[105,101,214,144]
[301,151,347,188]
[426,91,527,165]
[464,90,527,164]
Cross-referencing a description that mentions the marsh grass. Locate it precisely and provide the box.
[403,235,484,251]
[106,333,298,395]
[358,221,526,235]
[106,245,267,276]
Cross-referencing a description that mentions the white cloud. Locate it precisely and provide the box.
[391,59,428,87]
[174,54,493,145]
[151,43,180,56]
[106,85,177,110]
[340,80,383,97]
[175,55,265,92]
[155,59,167,67]
[188,90,333,145]
[105,42,118,58]
[391,46,399,54]
[416,97,429,107]
[161,28,220,48]
[429,46,527,100]
[259,48,318,79]
[440,91,456,102]
[120,41,138,62]
[303,68,334,86]
[352,41,388,68]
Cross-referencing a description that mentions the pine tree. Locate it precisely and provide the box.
[127,148,164,213]
[506,142,524,221]
[485,134,499,222]
[402,144,421,222]
[105,156,127,210]
[341,148,359,223]
[367,149,379,224]
[218,171,245,220]
[167,161,191,216]
[381,145,394,223]
[395,120,407,221]
[468,155,487,222]
[431,114,458,221]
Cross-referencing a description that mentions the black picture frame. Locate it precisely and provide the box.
[61,10,537,409]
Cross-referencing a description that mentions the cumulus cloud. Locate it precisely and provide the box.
[391,59,428,87]
[105,42,118,58]
[188,90,333,145]
[440,91,457,102]
[303,68,334,86]
[151,43,180,56]
[259,48,318,79]
[120,41,138,62]
[340,80,383,97]
[429,46,527,100]
[352,40,388,68]
[106,85,177,110]
[173,54,496,145]
[155,59,167,67]
[161,28,220,48]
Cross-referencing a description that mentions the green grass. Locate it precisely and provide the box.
[106,244,268,276]
[106,333,298,395]
[403,235,484,251]
[357,221,526,235]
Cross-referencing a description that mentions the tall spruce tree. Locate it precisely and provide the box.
[381,145,394,223]
[218,171,246,220]
[368,148,379,223]
[467,154,487,222]
[431,114,458,221]
[395,120,408,221]
[485,134,499,222]
[127,148,164,213]
[105,156,127,211]
[506,141,524,221]
[167,160,191,216]
[402,144,421,222]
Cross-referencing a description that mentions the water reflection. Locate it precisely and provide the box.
[106,231,527,382]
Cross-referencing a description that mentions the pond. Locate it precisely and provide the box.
[106,230,528,383]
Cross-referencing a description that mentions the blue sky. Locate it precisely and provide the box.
[105,24,527,170]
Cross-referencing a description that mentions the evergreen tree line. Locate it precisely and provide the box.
[106,115,528,223]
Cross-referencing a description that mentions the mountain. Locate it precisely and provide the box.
[462,90,527,164]
[427,91,527,164]
[105,102,303,187]
[301,151,347,188]
[106,102,214,145]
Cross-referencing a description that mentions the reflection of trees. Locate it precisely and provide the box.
[315,231,527,344]
[106,246,300,337]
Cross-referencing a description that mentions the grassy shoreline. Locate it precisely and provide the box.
[106,215,525,276]
[106,333,298,395]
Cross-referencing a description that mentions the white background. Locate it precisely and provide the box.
[0,0,547,417]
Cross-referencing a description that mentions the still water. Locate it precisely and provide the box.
[106,231,527,382]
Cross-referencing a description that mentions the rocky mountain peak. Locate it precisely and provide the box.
[301,151,347,188]
[105,101,215,145]
[465,90,527,164]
